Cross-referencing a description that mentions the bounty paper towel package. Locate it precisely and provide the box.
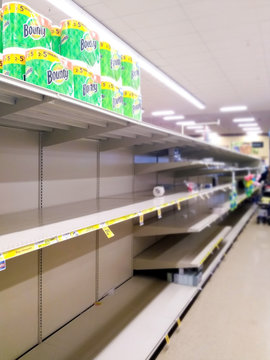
[100,41,112,78]
[101,76,123,114]
[111,48,121,83]
[123,87,142,120]
[3,47,25,80]
[113,84,123,115]
[121,54,133,87]
[121,55,141,90]
[0,9,3,53]
[0,54,3,73]
[132,60,140,90]
[51,25,61,54]
[73,60,101,106]
[60,19,100,67]
[25,47,73,96]
[3,2,52,50]
[100,43,121,83]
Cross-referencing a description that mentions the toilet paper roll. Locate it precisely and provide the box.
[153,186,165,197]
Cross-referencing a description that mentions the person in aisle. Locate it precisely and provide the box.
[259,166,269,184]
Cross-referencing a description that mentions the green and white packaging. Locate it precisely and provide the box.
[25,47,74,96]
[0,9,3,53]
[60,19,100,67]
[123,87,142,121]
[3,2,52,50]
[101,76,123,114]
[132,60,140,90]
[121,54,140,90]
[111,48,121,83]
[73,60,101,106]
[3,47,25,80]
[100,42,121,83]
[51,25,61,54]
[0,54,3,73]
[100,41,112,78]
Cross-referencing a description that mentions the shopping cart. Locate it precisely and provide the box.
[257,185,270,224]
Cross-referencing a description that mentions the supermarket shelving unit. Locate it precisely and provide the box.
[0,74,260,360]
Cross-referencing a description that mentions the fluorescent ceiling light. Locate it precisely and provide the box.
[243,127,261,132]
[245,130,262,134]
[152,110,175,117]
[233,117,255,123]
[220,105,247,112]
[163,115,185,121]
[187,125,204,129]
[238,123,259,127]
[195,129,205,133]
[176,121,196,126]
[46,0,206,110]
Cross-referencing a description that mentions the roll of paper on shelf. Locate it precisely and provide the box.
[153,186,165,197]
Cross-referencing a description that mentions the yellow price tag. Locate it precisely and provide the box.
[165,334,170,345]
[177,318,181,327]
[157,208,162,219]
[177,201,181,211]
[102,225,114,238]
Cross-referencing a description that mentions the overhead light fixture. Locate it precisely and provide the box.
[176,121,196,126]
[238,123,259,127]
[152,110,175,117]
[187,125,204,129]
[45,0,206,110]
[163,115,185,121]
[245,130,262,134]
[233,117,255,123]
[195,129,205,133]
[243,127,261,132]
[220,105,247,112]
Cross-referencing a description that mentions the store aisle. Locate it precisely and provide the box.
[157,215,270,360]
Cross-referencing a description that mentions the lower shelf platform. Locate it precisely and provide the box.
[21,204,257,360]
[22,277,198,360]
[134,226,232,270]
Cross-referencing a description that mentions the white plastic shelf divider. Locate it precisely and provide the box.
[0,184,232,260]
[20,276,198,360]
[133,226,232,270]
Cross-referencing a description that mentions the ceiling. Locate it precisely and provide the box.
[26,0,270,136]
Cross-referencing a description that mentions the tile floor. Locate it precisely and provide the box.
[158,215,270,360]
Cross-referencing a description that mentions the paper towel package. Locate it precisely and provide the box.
[51,25,61,54]
[25,47,74,97]
[60,19,99,67]
[3,2,52,50]
[0,9,3,53]
[73,60,101,106]
[3,47,25,80]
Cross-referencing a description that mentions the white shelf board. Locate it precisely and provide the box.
[21,276,198,360]
[0,74,260,164]
[134,211,220,237]
[135,161,214,175]
[0,184,232,256]
[199,204,257,286]
[135,162,260,177]
[134,226,232,270]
